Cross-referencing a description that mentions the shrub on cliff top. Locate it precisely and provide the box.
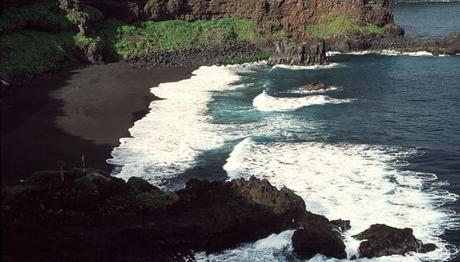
[0,31,75,82]
[309,12,383,39]
[0,2,73,34]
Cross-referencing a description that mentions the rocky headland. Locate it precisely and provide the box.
[5,0,456,88]
[2,169,437,261]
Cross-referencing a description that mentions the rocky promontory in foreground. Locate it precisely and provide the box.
[2,169,437,261]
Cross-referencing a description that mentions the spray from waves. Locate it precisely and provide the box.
[327,50,444,57]
[220,138,459,261]
[107,65,248,185]
[253,90,354,112]
[194,230,295,262]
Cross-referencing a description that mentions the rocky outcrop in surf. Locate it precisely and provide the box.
[292,225,347,259]
[268,40,327,66]
[353,224,437,258]
[2,170,344,261]
[302,80,329,91]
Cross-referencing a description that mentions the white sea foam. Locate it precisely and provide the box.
[289,85,342,95]
[327,50,439,57]
[194,230,295,262]
[272,63,343,71]
[107,62,458,261]
[107,65,244,185]
[221,138,459,261]
[253,90,354,112]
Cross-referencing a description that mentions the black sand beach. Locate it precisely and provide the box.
[1,63,195,185]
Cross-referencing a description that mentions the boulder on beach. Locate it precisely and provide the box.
[353,224,437,258]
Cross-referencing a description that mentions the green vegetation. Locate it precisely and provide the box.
[0,31,75,81]
[1,1,273,84]
[74,31,102,49]
[309,12,383,39]
[101,18,263,58]
[66,4,104,26]
[0,2,73,34]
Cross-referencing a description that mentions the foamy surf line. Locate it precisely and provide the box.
[271,63,343,71]
[107,65,243,185]
[208,138,459,261]
[253,90,354,112]
[327,50,444,57]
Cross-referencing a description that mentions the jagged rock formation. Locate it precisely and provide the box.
[2,171,345,261]
[78,0,395,40]
[268,39,327,65]
[353,224,437,258]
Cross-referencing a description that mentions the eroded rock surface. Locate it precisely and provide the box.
[268,40,327,66]
[353,224,437,258]
[2,172,344,261]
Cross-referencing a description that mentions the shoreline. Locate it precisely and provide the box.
[1,62,196,185]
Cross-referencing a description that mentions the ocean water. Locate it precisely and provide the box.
[107,3,460,261]
[393,2,460,37]
[108,55,460,261]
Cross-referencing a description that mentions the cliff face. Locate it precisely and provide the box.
[81,0,394,40]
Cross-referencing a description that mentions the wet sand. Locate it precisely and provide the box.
[1,62,196,185]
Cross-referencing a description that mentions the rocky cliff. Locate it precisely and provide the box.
[78,0,395,41]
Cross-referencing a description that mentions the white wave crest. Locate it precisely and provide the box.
[195,230,295,262]
[271,63,343,71]
[223,138,459,261]
[107,65,242,185]
[289,85,342,95]
[253,90,354,112]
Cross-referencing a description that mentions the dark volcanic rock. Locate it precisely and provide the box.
[126,41,267,67]
[268,40,327,66]
[2,172,344,261]
[331,219,351,232]
[445,32,460,55]
[292,225,347,259]
[354,224,437,258]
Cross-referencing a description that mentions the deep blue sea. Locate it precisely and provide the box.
[108,3,460,261]
[393,2,460,37]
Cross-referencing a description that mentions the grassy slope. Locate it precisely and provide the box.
[309,12,383,39]
[0,1,276,84]
[101,18,265,59]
